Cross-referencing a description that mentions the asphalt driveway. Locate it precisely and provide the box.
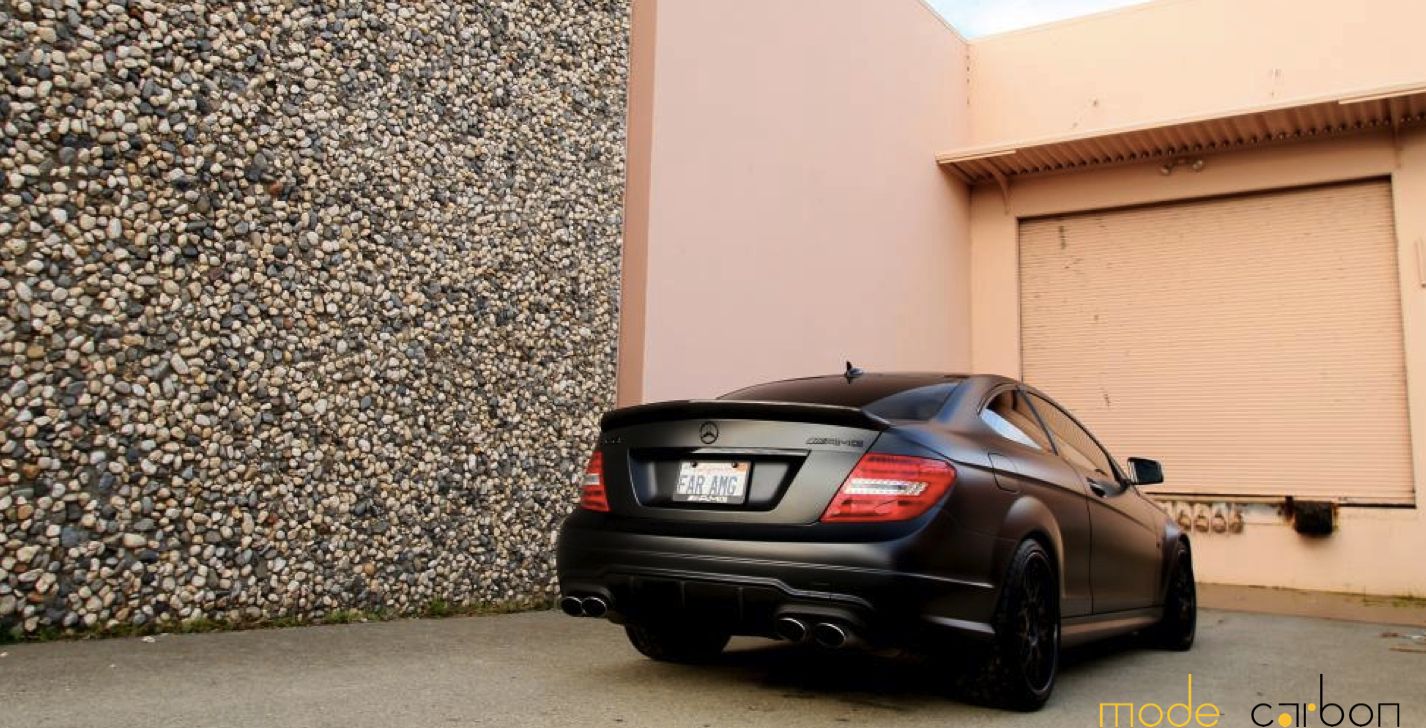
[1,608,1422,728]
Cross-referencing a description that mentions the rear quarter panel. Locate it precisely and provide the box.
[903,424,1094,618]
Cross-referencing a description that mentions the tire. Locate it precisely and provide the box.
[964,539,1060,711]
[625,623,731,664]
[1149,541,1196,651]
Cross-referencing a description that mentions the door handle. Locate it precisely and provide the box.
[1087,480,1108,497]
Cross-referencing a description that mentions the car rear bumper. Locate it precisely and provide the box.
[556,518,999,646]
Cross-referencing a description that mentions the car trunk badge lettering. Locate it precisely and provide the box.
[806,437,865,448]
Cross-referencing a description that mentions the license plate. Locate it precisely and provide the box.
[673,461,750,505]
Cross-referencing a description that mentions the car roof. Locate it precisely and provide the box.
[720,372,1023,414]
[721,372,1015,393]
[720,371,961,395]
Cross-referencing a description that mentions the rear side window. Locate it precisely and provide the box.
[859,383,959,421]
[980,390,1053,450]
[722,376,960,421]
[1026,393,1117,478]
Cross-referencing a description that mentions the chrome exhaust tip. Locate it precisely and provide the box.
[581,596,609,618]
[559,596,585,617]
[812,622,849,649]
[774,616,809,643]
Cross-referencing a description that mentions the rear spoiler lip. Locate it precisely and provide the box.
[600,400,892,432]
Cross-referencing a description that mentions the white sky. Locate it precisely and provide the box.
[925,0,1153,38]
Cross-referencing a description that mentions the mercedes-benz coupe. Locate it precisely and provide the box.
[556,371,1195,710]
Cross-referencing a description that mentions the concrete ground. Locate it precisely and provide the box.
[1,609,1423,728]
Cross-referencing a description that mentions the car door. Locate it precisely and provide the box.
[1024,391,1162,613]
[978,387,1094,618]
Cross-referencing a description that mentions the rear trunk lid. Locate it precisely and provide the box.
[598,401,886,525]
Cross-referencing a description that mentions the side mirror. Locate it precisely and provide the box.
[1128,457,1164,486]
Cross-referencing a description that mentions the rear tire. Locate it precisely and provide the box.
[625,623,731,663]
[1149,542,1196,651]
[963,539,1059,711]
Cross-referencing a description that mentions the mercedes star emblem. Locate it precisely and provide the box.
[699,421,719,445]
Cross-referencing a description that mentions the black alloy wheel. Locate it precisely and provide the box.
[1150,542,1196,651]
[1016,552,1058,692]
[963,539,1060,711]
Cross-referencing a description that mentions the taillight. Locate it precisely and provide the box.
[579,450,609,512]
[820,453,956,522]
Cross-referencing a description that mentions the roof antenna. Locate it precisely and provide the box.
[844,361,864,382]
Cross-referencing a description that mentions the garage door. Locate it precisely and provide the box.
[1019,180,1413,503]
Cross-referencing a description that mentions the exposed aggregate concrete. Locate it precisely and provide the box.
[0,0,628,636]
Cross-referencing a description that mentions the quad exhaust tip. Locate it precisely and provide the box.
[774,616,808,643]
[580,596,609,618]
[812,622,850,649]
[559,595,609,618]
[559,596,584,617]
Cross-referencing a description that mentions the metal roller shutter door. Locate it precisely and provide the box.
[1019,180,1413,503]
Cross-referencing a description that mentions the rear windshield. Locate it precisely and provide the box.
[720,376,961,421]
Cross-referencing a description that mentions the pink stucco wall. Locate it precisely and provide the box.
[967,0,1426,147]
[629,0,972,403]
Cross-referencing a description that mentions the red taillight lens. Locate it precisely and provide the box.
[820,453,956,523]
[579,450,609,512]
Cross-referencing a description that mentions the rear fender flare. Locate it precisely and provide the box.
[994,495,1066,600]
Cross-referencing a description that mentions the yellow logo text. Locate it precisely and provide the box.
[1099,674,1223,728]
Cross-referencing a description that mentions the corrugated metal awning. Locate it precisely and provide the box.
[938,82,1426,184]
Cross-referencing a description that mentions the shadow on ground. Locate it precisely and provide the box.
[600,630,1153,711]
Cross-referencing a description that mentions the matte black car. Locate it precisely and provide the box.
[556,371,1196,710]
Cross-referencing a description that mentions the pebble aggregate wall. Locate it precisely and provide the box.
[0,0,628,636]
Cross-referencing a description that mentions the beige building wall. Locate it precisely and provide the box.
[963,0,1426,601]
[970,130,1426,596]
[967,0,1426,147]
[626,0,974,404]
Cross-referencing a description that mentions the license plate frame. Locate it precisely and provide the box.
[673,460,751,505]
